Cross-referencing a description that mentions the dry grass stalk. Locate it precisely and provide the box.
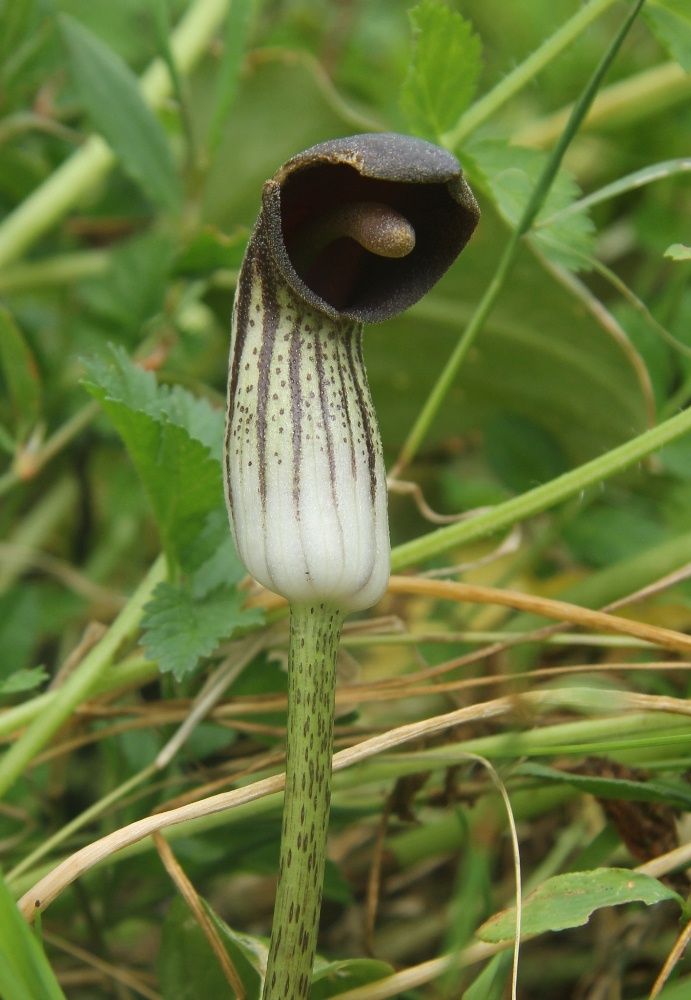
[19,687,691,920]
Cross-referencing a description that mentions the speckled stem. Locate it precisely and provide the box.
[263,602,344,1000]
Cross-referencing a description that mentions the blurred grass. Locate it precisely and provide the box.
[0,0,690,997]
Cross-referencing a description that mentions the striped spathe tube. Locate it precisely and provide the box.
[224,133,480,612]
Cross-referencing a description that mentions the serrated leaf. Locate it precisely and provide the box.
[59,14,181,210]
[478,869,682,943]
[142,580,263,679]
[94,402,221,564]
[0,306,41,436]
[400,0,482,139]
[0,869,67,1000]
[665,243,691,261]
[186,508,246,597]
[644,0,691,71]
[82,346,225,567]
[466,139,596,270]
[83,345,224,454]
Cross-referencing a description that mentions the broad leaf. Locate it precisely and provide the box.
[665,243,691,261]
[644,0,691,71]
[371,203,651,462]
[59,14,181,209]
[0,668,48,697]
[142,580,263,680]
[176,225,249,275]
[484,413,569,493]
[159,897,262,1000]
[311,958,394,998]
[478,869,682,943]
[400,0,482,139]
[79,232,175,341]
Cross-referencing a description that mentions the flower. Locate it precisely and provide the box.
[224,133,479,611]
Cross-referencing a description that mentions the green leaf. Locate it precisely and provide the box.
[564,497,664,568]
[517,762,691,811]
[0,306,41,436]
[400,0,482,139]
[478,869,683,943]
[83,345,223,454]
[647,975,691,1000]
[186,508,246,597]
[209,0,255,152]
[311,958,394,999]
[59,14,181,210]
[159,897,263,1000]
[82,345,225,567]
[142,580,263,680]
[465,139,596,270]
[176,225,249,275]
[0,667,48,697]
[644,0,691,71]
[0,589,40,679]
[463,952,512,1000]
[484,413,569,493]
[665,243,691,262]
[79,232,175,341]
[0,0,35,69]
[0,869,67,1000]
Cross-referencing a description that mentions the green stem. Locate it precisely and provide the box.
[392,403,691,570]
[264,602,344,1000]
[441,0,617,149]
[7,764,157,882]
[0,0,228,269]
[0,403,100,499]
[393,0,647,474]
[0,556,166,799]
[514,61,691,148]
[0,656,158,741]
[0,251,110,295]
[0,477,77,591]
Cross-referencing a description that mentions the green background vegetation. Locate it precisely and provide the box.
[1,0,690,996]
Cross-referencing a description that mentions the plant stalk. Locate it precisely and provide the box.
[394,0,647,475]
[0,0,229,268]
[264,602,344,1000]
[0,555,166,799]
[391,401,691,570]
[442,0,617,149]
